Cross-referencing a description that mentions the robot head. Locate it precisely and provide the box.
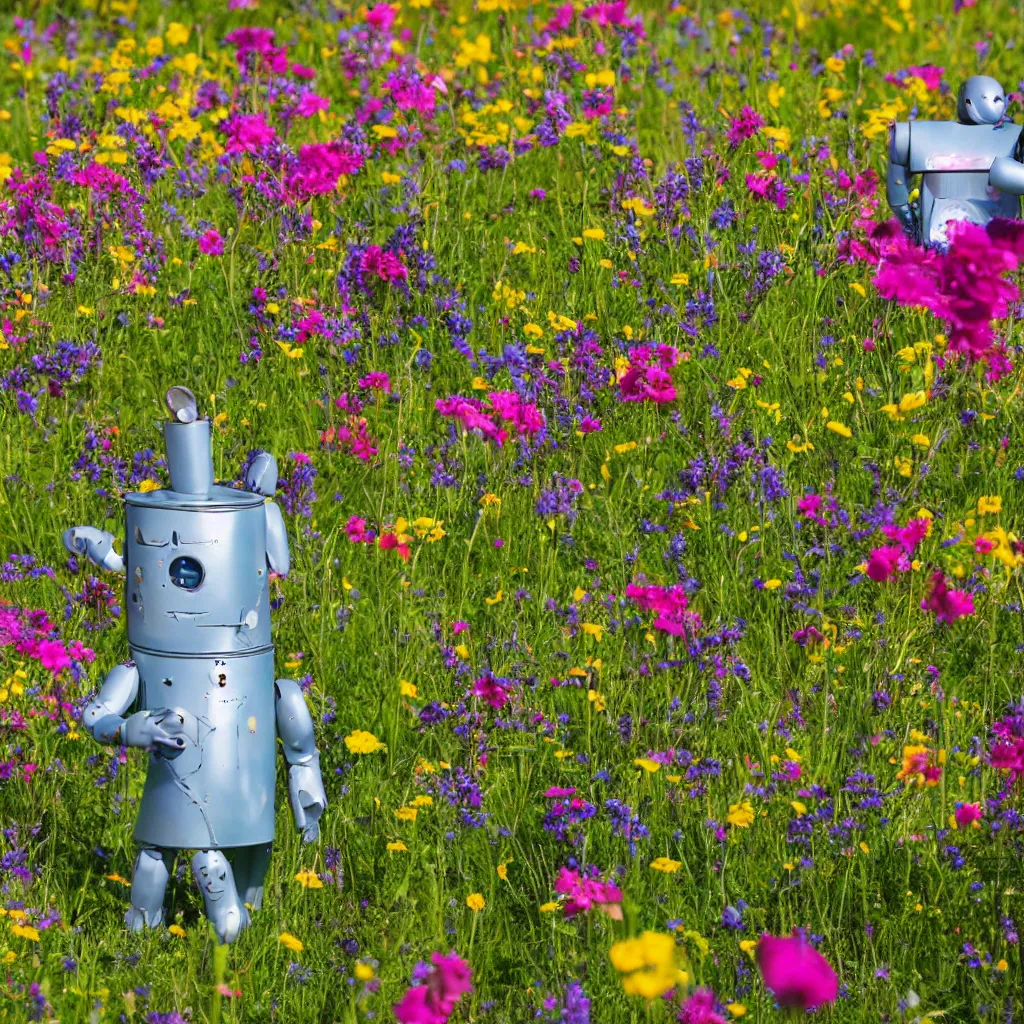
[957,76,1006,125]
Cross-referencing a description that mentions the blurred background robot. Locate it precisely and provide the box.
[64,386,326,943]
[887,75,1024,247]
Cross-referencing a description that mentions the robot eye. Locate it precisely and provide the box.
[169,556,204,590]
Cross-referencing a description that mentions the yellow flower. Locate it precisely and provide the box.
[344,730,386,754]
[763,579,782,590]
[10,924,39,942]
[466,892,486,912]
[580,622,604,642]
[395,807,418,821]
[539,901,559,912]
[387,841,408,852]
[294,869,324,889]
[400,680,418,698]
[739,939,757,958]
[634,758,661,773]
[411,795,433,807]
[355,963,375,980]
[582,227,605,241]
[727,1004,747,1017]
[610,932,687,1000]
[279,931,304,952]
[727,801,755,828]
[165,22,190,46]
[826,420,852,438]
[168,924,186,937]
[497,863,509,880]
[650,857,681,873]
[978,495,1002,515]
[790,801,807,817]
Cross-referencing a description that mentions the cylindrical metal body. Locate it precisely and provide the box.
[124,479,276,850]
[163,420,214,496]
[130,647,277,849]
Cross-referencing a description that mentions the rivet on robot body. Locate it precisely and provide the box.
[65,387,327,943]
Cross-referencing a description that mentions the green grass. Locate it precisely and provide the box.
[1,0,1024,1021]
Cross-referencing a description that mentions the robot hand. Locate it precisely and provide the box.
[122,709,191,759]
[892,203,920,244]
[63,526,125,573]
[288,755,327,843]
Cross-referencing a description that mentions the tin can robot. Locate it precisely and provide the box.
[887,75,1024,248]
[64,386,327,943]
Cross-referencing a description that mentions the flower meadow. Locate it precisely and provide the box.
[5,0,1024,1020]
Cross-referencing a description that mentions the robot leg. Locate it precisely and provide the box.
[191,850,249,943]
[229,843,272,912]
[126,846,174,932]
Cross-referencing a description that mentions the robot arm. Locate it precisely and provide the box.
[275,678,327,843]
[886,121,919,241]
[63,526,124,573]
[990,156,1024,196]
[265,500,290,576]
[243,450,290,576]
[82,663,188,757]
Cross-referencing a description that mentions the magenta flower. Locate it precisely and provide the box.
[625,583,702,638]
[920,572,974,624]
[552,866,623,919]
[35,639,70,675]
[953,802,982,829]
[865,545,906,583]
[472,674,510,710]
[223,112,277,154]
[727,105,765,148]
[197,229,224,256]
[394,952,471,1024]
[678,988,728,1024]
[756,931,838,1011]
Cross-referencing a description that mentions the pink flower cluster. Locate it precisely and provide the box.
[435,391,545,446]
[287,142,364,198]
[618,344,678,404]
[920,571,974,624]
[472,673,510,709]
[678,988,728,1024]
[745,172,789,210]
[727,105,765,148]
[0,606,94,677]
[865,518,929,582]
[394,952,472,1024]
[223,112,277,154]
[552,866,623,919]
[874,218,1024,376]
[990,715,1024,783]
[360,244,407,284]
[625,583,702,638]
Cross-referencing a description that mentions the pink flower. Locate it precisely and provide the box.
[678,988,728,1024]
[552,867,623,919]
[472,673,510,709]
[366,3,398,31]
[452,621,469,635]
[728,105,765,148]
[625,583,702,638]
[378,531,411,561]
[36,639,70,675]
[954,802,983,829]
[361,245,407,283]
[394,953,471,1024]
[287,142,363,198]
[223,112,277,154]
[197,229,224,256]
[345,516,375,544]
[544,787,576,798]
[865,545,906,583]
[295,93,330,117]
[358,371,391,392]
[756,931,838,1011]
[920,571,974,624]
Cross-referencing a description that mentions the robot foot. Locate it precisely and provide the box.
[125,906,164,932]
[192,850,249,944]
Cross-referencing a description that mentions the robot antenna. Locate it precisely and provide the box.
[166,386,199,424]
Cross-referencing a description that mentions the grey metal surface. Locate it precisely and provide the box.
[131,647,277,849]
